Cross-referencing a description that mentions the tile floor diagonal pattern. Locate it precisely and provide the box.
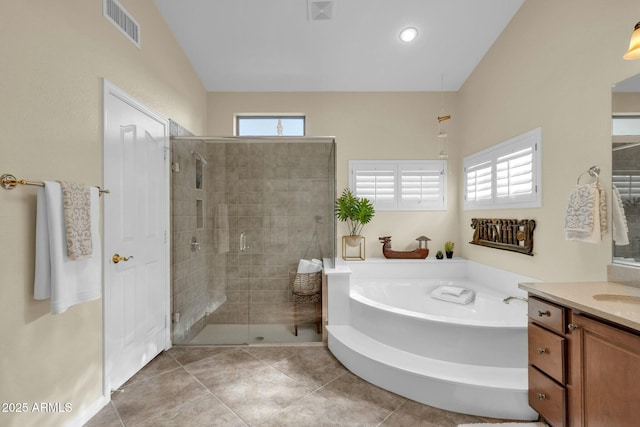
[85,345,532,427]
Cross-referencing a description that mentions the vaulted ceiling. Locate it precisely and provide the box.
[155,0,524,92]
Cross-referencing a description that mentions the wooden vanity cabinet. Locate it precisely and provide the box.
[528,295,640,427]
[527,297,568,427]
[568,312,640,427]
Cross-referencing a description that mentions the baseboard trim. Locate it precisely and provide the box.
[66,394,110,427]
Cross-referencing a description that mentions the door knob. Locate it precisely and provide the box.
[112,253,134,264]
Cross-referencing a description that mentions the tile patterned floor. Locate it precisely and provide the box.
[85,345,525,426]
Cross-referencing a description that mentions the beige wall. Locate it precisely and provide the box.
[4,0,640,424]
[456,0,640,281]
[207,92,460,257]
[0,1,206,426]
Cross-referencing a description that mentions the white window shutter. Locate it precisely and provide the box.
[399,164,445,209]
[463,127,541,210]
[495,145,534,203]
[349,160,447,211]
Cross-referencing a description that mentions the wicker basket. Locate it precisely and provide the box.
[289,270,322,296]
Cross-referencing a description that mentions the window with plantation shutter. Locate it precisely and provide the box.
[464,128,541,210]
[349,160,446,211]
[464,157,493,206]
[352,162,396,210]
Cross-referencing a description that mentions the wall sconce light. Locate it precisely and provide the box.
[624,21,640,60]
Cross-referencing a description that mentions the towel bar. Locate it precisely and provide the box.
[1,173,110,196]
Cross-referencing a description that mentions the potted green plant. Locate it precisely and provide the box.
[444,241,455,259]
[435,250,444,260]
[335,188,375,247]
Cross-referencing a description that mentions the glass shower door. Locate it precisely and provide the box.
[171,136,335,345]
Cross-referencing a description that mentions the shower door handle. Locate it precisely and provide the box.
[240,232,249,252]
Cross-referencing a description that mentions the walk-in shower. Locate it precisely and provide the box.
[170,132,336,345]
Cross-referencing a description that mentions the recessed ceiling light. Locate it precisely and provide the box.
[399,27,418,42]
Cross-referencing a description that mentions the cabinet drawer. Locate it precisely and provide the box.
[528,296,566,334]
[528,322,566,384]
[529,366,565,427]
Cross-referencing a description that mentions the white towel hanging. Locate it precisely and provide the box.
[612,185,629,246]
[34,182,101,314]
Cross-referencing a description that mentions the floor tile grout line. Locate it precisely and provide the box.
[118,364,184,391]
[234,346,350,425]
[166,345,236,368]
[178,361,252,427]
[107,400,126,427]
[376,398,408,426]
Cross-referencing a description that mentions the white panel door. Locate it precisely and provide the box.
[103,81,169,392]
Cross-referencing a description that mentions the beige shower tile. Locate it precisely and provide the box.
[112,368,208,426]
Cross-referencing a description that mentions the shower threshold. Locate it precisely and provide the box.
[188,323,322,345]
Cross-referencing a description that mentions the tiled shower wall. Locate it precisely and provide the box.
[170,121,217,343]
[207,141,335,326]
[170,129,335,343]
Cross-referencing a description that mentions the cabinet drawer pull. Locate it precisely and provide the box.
[537,393,547,401]
[538,310,551,317]
[536,347,547,354]
[568,323,579,331]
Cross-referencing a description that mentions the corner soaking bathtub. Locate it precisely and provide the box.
[325,258,539,420]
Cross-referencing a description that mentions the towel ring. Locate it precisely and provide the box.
[576,166,600,185]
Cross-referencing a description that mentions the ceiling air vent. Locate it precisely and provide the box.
[104,0,140,48]
[308,0,334,21]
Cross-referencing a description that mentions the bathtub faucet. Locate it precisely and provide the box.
[502,296,528,304]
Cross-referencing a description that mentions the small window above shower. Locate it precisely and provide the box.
[234,114,305,136]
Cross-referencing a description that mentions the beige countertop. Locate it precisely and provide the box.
[518,281,640,332]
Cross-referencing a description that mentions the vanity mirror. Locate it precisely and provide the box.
[612,73,640,266]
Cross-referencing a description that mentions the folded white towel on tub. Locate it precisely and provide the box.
[431,285,475,305]
[438,285,466,296]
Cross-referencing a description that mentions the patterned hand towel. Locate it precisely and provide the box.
[59,181,93,260]
[565,183,607,243]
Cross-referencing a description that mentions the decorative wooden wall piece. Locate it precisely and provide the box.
[470,218,536,256]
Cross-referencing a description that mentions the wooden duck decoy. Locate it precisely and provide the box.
[379,236,430,259]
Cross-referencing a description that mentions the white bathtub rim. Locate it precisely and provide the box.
[350,276,529,328]
[349,291,527,328]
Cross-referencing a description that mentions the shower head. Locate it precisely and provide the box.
[192,151,208,165]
